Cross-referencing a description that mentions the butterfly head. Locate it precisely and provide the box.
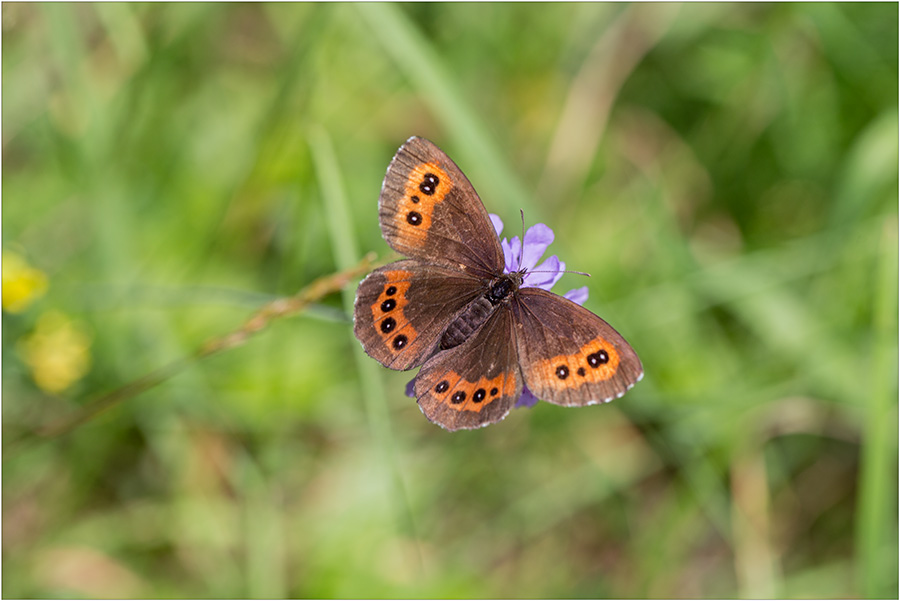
[486,270,524,305]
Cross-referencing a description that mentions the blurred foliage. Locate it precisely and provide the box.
[2,3,897,598]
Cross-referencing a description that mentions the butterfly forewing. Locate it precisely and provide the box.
[414,307,522,430]
[379,137,505,278]
[511,288,643,406]
[353,260,484,371]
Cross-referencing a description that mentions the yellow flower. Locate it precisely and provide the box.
[20,311,92,394]
[3,250,48,313]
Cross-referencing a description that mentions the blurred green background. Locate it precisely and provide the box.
[3,3,897,598]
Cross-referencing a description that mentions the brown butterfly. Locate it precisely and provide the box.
[353,136,643,430]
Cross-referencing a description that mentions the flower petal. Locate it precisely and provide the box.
[502,236,522,272]
[564,286,589,306]
[515,386,540,408]
[523,255,564,290]
[405,378,416,398]
[489,214,504,237]
[520,223,554,270]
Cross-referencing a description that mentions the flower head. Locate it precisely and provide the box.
[19,311,92,393]
[407,215,588,410]
[3,250,48,313]
[490,214,588,306]
[492,216,561,290]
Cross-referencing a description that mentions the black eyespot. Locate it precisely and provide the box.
[473,388,486,403]
[577,367,586,377]
[380,299,396,312]
[451,390,466,404]
[490,387,498,396]
[385,285,397,296]
[419,173,439,196]
[435,381,449,393]
[556,365,569,380]
[410,195,420,203]
[380,317,396,333]
[392,335,408,350]
[588,351,609,367]
[407,211,422,226]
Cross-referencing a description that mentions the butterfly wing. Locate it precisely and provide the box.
[414,307,522,430]
[353,259,483,370]
[511,288,642,406]
[379,136,505,278]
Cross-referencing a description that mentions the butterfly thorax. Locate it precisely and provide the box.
[439,271,524,351]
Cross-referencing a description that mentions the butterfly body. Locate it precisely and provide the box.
[354,136,642,430]
[439,270,522,351]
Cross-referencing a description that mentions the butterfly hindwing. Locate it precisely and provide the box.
[353,260,483,371]
[414,307,522,430]
[378,136,505,278]
[511,288,643,406]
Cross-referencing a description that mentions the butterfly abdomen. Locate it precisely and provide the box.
[440,295,493,350]
[439,275,519,351]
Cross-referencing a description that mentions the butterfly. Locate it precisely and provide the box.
[353,136,643,430]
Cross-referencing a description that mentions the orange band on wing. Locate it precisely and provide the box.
[371,270,415,353]
[429,369,517,413]
[531,339,620,392]
[394,162,452,248]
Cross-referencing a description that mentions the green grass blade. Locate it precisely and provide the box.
[856,220,899,598]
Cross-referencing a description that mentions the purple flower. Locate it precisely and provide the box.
[406,216,588,409]
[490,214,588,304]
[493,216,560,291]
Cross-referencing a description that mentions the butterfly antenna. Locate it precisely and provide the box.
[528,268,592,277]
[518,209,526,269]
